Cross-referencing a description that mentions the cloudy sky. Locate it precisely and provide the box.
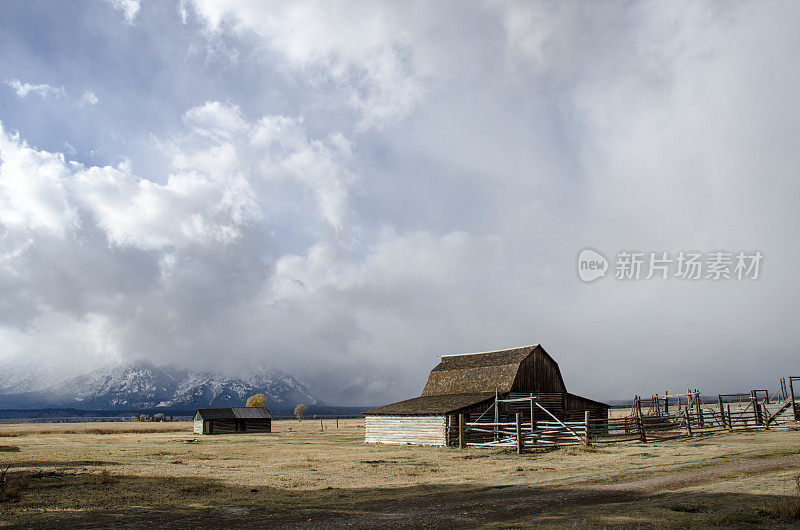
[1,1,798,406]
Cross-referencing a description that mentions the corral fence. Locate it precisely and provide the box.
[455,376,800,453]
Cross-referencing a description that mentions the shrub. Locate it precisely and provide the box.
[246,394,267,407]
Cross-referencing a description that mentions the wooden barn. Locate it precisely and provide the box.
[364,344,609,446]
[193,407,272,435]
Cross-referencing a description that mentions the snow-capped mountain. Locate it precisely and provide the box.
[0,354,94,394]
[0,360,319,411]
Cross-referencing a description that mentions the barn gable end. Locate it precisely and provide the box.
[511,345,566,394]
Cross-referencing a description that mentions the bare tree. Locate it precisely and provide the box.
[294,404,307,421]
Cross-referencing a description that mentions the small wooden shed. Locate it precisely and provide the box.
[364,344,609,446]
[193,407,272,435]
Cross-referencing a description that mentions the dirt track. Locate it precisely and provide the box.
[283,452,800,528]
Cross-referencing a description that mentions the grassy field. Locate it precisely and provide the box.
[1,419,800,527]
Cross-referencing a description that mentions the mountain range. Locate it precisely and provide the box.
[0,358,319,412]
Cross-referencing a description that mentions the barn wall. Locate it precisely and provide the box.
[204,418,271,434]
[564,394,609,421]
[242,419,271,433]
[365,415,447,446]
[512,348,567,394]
[209,419,237,434]
[193,416,203,435]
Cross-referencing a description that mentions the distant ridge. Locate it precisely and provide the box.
[0,360,319,412]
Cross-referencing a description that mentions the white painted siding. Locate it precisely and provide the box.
[365,415,447,446]
[193,414,203,435]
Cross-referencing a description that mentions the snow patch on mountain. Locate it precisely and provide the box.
[0,360,319,411]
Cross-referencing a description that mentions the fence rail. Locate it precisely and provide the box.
[451,378,799,452]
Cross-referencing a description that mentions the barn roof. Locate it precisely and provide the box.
[194,407,271,420]
[230,407,272,419]
[363,392,495,416]
[422,344,548,396]
[364,344,607,417]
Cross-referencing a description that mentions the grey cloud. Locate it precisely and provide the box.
[0,1,799,406]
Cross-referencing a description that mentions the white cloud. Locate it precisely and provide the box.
[0,102,356,251]
[0,125,79,235]
[2,2,800,405]
[106,0,140,24]
[0,105,364,390]
[191,0,430,129]
[75,163,255,250]
[0,313,123,375]
[80,90,99,106]
[5,80,102,108]
[178,102,356,232]
[5,79,66,99]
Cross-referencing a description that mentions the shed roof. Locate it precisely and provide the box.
[363,392,495,416]
[422,344,543,396]
[195,407,272,420]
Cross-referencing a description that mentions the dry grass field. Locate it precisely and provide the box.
[1,418,800,528]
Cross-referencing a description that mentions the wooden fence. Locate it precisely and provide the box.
[454,377,799,453]
[459,413,587,453]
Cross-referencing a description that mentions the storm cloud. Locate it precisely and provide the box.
[0,1,798,405]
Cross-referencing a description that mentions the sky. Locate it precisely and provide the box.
[0,0,799,406]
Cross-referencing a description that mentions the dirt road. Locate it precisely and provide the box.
[280,452,800,528]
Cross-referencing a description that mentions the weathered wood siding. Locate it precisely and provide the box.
[511,347,567,394]
[241,419,271,433]
[203,418,271,434]
[564,393,609,421]
[365,415,447,446]
[193,415,203,435]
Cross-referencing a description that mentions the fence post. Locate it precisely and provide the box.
[727,404,733,431]
[458,413,465,448]
[530,396,534,433]
[494,388,499,442]
[684,406,692,436]
[751,394,761,426]
[695,390,704,427]
[717,395,725,428]
[635,396,647,443]
[790,378,798,421]
[584,410,591,447]
[516,412,523,454]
